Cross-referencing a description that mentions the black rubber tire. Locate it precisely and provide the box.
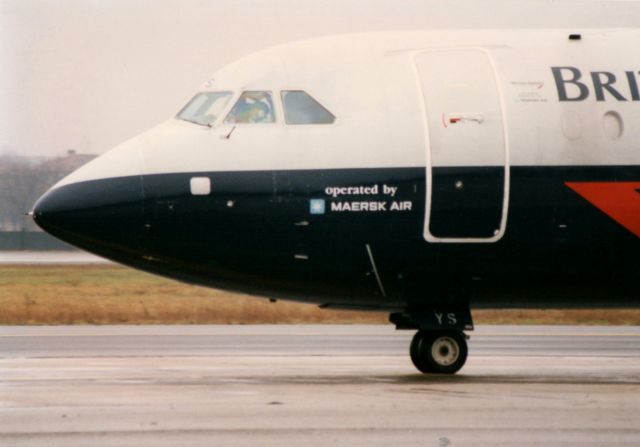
[410,330,432,373]
[410,330,468,374]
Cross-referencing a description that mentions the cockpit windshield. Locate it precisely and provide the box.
[224,91,275,124]
[281,91,335,124]
[176,91,233,126]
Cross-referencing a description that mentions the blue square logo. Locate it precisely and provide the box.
[309,199,325,215]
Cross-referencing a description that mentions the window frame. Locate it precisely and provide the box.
[175,91,234,127]
[280,89,337,126]
[223,90,280,126]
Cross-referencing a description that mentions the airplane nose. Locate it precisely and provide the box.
[33,176,145,260]
[32,155,145,262]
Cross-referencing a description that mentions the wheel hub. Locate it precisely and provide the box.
[431,336,459,366]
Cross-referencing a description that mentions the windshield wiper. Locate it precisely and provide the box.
[179,117,215,128]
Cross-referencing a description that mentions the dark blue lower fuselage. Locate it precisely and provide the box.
[33,165,640,310]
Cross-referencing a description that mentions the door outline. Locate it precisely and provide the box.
[411,48,510,243]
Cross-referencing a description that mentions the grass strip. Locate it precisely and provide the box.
[1,265,638,325]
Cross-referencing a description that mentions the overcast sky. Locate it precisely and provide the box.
[2,0,639,157]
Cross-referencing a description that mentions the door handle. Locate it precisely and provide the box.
[443,113,485,127]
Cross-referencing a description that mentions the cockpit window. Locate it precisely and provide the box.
[281,90,336,124]
[177,91,233,126]
[224,91,275,124]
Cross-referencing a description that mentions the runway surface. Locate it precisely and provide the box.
[0,251,109,264]
[1,325,640,446]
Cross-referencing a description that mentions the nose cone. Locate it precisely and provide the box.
[32,143,145,262]
[33,176,144,260]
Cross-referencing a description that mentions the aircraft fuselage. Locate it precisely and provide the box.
[33,30,639,310]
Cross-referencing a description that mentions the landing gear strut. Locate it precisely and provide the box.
[409,330,468,374]
[390,308,473,374]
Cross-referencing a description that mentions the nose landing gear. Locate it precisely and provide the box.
[409,330,468,374]
[390,308,473,374]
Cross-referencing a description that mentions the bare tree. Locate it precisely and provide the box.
[0,153,94,232]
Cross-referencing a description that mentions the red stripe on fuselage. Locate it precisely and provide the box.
[566,182,640,237]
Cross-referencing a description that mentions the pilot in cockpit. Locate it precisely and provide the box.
[225,91,275,124]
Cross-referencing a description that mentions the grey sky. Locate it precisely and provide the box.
[2,0,639,156]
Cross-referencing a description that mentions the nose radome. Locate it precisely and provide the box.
[32,142,145,262]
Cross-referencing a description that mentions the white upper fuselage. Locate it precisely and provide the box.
[55,29,640,189]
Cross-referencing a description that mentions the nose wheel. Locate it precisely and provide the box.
[409,329,468,374]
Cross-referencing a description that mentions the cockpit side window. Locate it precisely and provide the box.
[224,91,276,124]
[177,91,233,126]
[281,91,336,125]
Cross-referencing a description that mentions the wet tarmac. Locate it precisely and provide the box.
[1,325,639,446]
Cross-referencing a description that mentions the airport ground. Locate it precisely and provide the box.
[1,259,639,445]
[1,325,640,446]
